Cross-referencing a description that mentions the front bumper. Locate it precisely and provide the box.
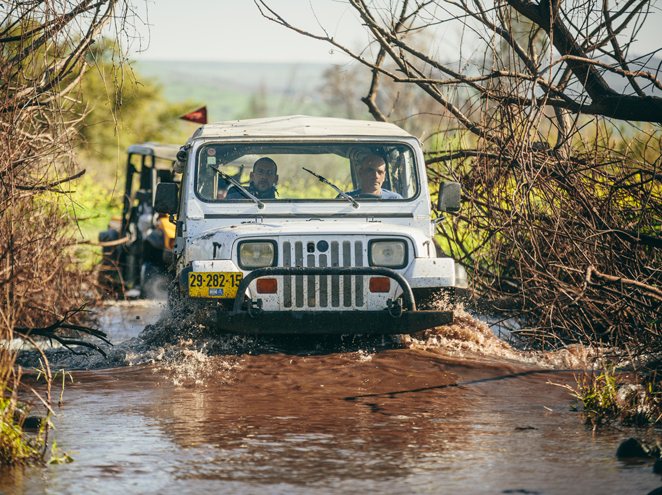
[215,310,452,335]
[215,266,453,335]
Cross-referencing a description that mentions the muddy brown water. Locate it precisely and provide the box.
[1,301,660,495]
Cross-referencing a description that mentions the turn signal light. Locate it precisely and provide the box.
[256,278,278,294]
[369,277,390,293]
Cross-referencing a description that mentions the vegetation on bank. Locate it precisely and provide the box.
[0,362,43,465]
[570,365,662,428]
[0,2,196,466]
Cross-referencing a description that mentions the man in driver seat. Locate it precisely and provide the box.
[226,157,279,200]
[346,153,402,199]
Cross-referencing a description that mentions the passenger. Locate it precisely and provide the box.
[346,153,402,199]
[226,157,279,200]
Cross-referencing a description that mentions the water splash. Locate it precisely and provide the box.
[154,346,242,387]
[15,298,602,373]
[404,297,599,370]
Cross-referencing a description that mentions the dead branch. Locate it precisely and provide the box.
[15,306,111,357]
[260,0,662,123]
[586,266,662,302]
[15,169,86,192]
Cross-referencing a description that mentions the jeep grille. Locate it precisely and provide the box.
[282,240,365,308]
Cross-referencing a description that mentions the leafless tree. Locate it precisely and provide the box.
[257,0,661,355]
[0,0,129,463]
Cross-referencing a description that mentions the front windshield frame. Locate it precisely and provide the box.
[192,140,420,204]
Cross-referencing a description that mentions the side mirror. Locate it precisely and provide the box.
[176,147,188,163]
[174,145,189,174]
[437,182,461,213]
[154,182,179,214]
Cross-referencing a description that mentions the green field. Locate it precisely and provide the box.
[135,60,335,121]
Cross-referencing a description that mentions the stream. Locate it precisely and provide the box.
[1,301,660,494]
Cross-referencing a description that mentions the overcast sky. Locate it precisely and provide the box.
[130,0,661,64]
[129,0,363,63]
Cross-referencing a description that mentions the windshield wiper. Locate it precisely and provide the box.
[210,165,264,209]
[302,167,359,209]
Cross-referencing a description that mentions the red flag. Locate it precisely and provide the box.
[180,106,208,124]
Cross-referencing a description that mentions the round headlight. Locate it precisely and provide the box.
[238,241,276,269]
[369,240,407,268]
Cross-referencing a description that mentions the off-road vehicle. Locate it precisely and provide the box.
[155,116,464,335]
[99,143,179,298]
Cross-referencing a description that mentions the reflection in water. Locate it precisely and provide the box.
[2,302,660,494]
[148,350,468,486]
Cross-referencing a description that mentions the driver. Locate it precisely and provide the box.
[226,157,278,200]
[346,153,402,199]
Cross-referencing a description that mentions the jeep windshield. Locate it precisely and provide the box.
[194,143,418,202]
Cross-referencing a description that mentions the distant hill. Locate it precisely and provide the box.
[135,60,334,121]
[134,57,661,126]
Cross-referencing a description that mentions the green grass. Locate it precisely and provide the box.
[0,397,44,466]
[66,175,122,268]
[572,365,662,428]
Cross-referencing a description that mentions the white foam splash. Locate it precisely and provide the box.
[356,349,374,362]
[404,298,600,370]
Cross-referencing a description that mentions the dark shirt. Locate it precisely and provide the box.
[226,183,277,200]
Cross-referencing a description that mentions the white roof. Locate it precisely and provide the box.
[192,115,415,140]
[127,142,180,161]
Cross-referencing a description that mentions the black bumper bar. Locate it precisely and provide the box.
[215,310,452,335]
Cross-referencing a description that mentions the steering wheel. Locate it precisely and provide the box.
[357,193,381,199]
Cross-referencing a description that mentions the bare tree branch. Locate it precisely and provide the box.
[15,169,86,192]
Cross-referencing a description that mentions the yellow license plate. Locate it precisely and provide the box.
[188,272,243,298]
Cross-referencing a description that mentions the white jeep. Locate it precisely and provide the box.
[155,115,464,335]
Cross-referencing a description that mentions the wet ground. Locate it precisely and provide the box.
[1,301,661,494]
